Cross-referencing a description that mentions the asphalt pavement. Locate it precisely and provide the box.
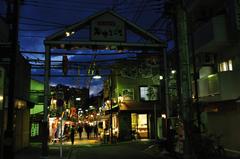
[14,133,239,159]
[14,134,170,159]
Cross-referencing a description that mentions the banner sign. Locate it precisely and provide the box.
[91,13,125,42]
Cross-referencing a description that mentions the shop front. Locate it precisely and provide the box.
[131,113,148,139]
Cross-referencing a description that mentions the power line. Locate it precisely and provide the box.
[19,35,46,38]
[19,22,65,27]
[19,27,62,31]
[25,0,113,6]
[22,2,101,13]
[24,0,109,9]
[20,16,66,26]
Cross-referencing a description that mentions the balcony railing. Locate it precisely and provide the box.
[198,71,240,102]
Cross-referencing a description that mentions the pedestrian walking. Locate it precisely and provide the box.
[70,126,75,145]
[77,124,83,139]
[93,124,98,138]
[85,123,91,139]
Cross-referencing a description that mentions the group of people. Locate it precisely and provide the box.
[64,123,99,145]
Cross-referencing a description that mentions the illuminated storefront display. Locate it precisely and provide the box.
[131,113,148,139]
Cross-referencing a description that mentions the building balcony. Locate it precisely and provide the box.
[198,71,240,102]
[193,15,230,54]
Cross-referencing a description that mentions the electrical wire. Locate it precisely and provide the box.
[19,22,65,27]
[22,2,102,13]
[24,0,108,10]
[20,16,66,26]
[25,0,113,6]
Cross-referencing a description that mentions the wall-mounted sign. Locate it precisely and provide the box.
[122,88,134,101]
[91,13,125,42]
[140,86,160,101]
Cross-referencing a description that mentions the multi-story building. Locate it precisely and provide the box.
[30,82,90,142]
[102,54,166,141]
[186,0,240,153]
[29,79,44,141]
[0,16,33,152]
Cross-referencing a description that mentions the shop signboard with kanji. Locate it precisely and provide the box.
[91,12,125,42]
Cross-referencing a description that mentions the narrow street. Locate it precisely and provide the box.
[50,132,166,159]
[68,141,162,159]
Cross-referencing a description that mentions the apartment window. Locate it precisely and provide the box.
[219,59,233,72]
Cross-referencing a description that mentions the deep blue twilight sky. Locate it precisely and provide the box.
[0,0,172,96]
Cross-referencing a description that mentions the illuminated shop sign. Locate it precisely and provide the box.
[140,86,160,101]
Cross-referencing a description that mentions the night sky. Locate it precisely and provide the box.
[0,0,170,96]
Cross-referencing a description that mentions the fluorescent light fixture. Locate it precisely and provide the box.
[93,75,101,79]
[76,97,81,101]
[93,69,101,79]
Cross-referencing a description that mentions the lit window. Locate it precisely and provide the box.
[219,59,233,72]
[228,60,233,71]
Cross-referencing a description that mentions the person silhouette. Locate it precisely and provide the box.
[93,124,98,138]
[70,126,75,145]
[77,124,83,139]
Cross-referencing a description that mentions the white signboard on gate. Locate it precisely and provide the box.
[91,13,125,42]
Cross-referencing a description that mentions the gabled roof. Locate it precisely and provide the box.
[45,10,166,49]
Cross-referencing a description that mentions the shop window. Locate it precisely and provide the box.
[131,113,148,139]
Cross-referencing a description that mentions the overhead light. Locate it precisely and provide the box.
[93,75,101,79]
[161,114,166,119]
[76,97,81,101]
[93,70,101,79]
[65,32,70,37]
[171,70,176,74]
[159,75,163,80]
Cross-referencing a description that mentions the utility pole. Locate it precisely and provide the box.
[176,1,194,159]
[42,44,51,158]
[166,0,194,158]
[3,0,19,159]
